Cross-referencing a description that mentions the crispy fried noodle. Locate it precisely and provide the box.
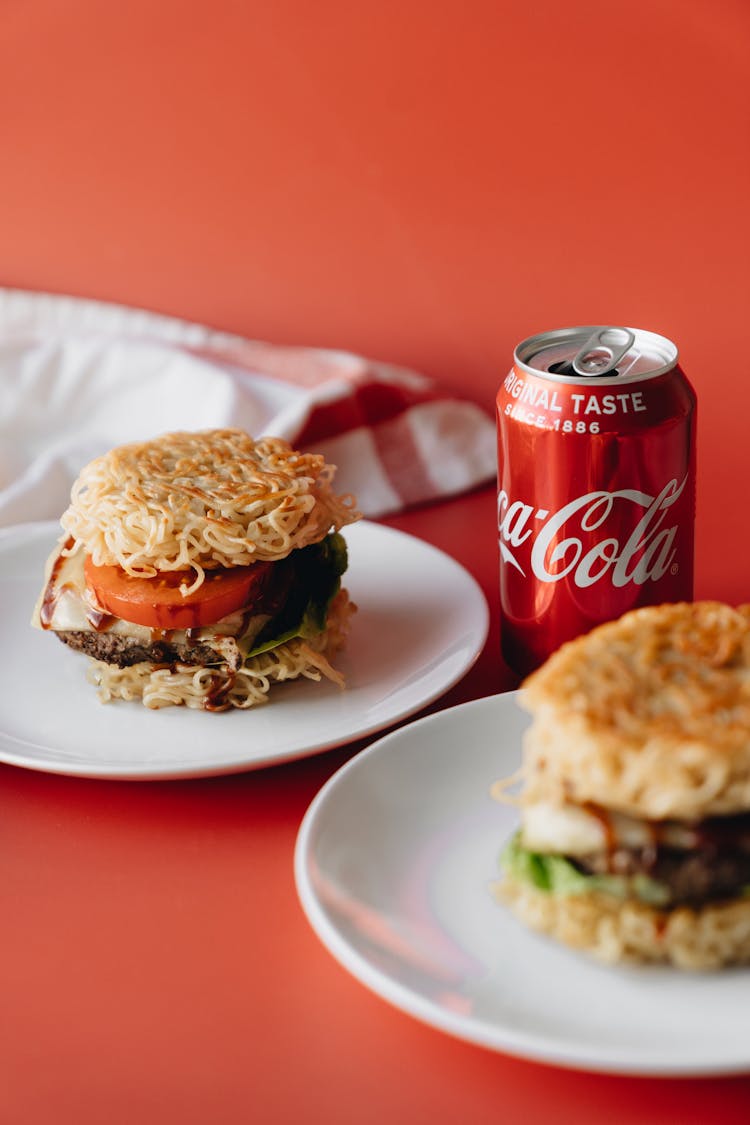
[88,590,354,710]
[61,429,359,592]
[498,880,750,971]
[495,601,750,969]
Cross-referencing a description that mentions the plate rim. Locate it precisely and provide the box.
[0,519,489,780]
[294,691,750,1077]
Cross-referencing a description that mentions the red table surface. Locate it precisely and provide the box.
[1,0,749,1119]
[2,486,750,1124]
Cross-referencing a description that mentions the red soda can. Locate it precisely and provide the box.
[497,326,696,676]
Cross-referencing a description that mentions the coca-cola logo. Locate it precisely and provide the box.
[497,476,687,588]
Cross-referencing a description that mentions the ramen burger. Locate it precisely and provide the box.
[497,601,750,970]
[32,429,360,710]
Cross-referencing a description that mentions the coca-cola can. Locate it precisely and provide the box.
[497,326,696,676]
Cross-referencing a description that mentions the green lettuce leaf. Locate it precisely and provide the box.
[501,832,671,907]
[244,532,348,659]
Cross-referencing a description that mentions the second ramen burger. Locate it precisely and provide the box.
[32,428,360,710]
[497,601,750,970]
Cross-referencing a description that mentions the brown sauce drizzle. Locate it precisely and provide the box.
[40,537,75,629]
[205,671,237,712]
[41,537,117,633]
[582,803,659,874]
[654,914,668,939]
[85,606,116,633]
[582,803,617,864]
[581,805,750,876]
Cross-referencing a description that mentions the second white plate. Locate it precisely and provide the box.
[295,692,750,1076]
[0,520,488,779]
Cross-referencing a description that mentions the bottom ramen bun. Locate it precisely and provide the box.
[32,429,360,711]
[494,602,750,969]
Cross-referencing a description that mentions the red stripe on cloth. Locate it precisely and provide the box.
[293,379,440,448]
[371,411,437,508]
[188,343,351,389]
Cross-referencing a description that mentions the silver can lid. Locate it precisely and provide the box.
[516,326,678,383]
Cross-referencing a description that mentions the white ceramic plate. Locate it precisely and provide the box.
[295,692,750,1076]
[0,520,488,779]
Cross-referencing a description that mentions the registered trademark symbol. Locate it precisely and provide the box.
[671,563,679,576]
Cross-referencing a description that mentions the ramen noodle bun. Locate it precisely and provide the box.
[32,429,360,711]
[61,429,357,586]
[495,601,750,969]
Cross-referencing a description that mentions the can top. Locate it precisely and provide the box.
[515,326,678,384]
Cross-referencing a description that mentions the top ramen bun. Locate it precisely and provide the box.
[496,601,750,970]
[32,428,360,711]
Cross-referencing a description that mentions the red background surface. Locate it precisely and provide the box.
[1,1,749,1122]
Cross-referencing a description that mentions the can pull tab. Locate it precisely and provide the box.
[571,327,635,377]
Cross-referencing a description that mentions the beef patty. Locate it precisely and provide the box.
[575,837,750,907]
[57,630,241,671]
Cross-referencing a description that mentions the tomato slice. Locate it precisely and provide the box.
[83,556,273,630]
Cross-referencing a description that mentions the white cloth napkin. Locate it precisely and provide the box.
[0,289,496,525]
